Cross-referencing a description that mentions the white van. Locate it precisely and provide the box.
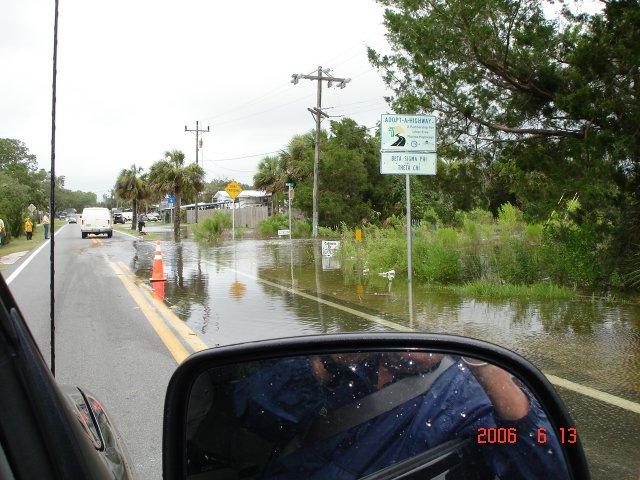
[80,207,113,238]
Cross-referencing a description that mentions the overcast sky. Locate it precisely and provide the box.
[2,1,603,201]
[1,0,393,199]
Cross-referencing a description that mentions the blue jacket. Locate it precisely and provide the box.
[234,356,569,480]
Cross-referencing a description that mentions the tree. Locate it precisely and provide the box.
[253,156,286,213]
[0,138,47,209]
[114,165,148,230]
[0,172,31,237]
[148,150,205,241]
[369,0,640,274]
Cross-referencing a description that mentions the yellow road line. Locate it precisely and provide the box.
[107,260,190,364]
[233,267,640,415]
[116,261,209,353]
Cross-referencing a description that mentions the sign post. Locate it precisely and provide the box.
[225,181,243,240]
[380,114,437,326]
[286,181,295,240]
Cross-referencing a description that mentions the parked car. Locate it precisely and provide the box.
[122,211,133,222]
[68,216,77,224]
[113,213,125,224]
[146,212,159,222]
[81,207,113,238]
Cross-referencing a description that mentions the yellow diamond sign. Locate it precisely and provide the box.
[224,181,243,200]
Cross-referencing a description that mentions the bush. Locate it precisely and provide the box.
[318,226,339,238]
[193,212,231,242]
[497,202,523,232]
[293,219,311,238]
[257,214,289,238]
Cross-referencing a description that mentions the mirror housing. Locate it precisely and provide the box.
[163,333,590,479]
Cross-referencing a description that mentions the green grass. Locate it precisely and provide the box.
[0,223,64,268]
[427,281,575,300]
[113,224,164,240]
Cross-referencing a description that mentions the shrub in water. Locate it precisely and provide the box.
[257,214,289,238]
[193,212,232,242]
[293,219,311,238]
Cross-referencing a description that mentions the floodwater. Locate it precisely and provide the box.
[127,235,640,479]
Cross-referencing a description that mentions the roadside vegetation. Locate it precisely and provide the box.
[1,138,96,244]
[249,0,640,295]
[193,212,232,243]
[0,222,65,268]
[337,201,613,299]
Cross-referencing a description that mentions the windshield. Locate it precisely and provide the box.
[1,1,638,479]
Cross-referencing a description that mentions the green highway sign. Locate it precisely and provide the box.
[381,152,437,175]
[381,114,436,153]
[380,114,437,176]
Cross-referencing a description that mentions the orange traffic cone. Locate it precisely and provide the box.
[150,240,166,282]
[152,279,165,300]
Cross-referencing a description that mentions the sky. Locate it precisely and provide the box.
[1,0,393,199]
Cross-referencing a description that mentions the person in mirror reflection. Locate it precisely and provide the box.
[234,352,569,480]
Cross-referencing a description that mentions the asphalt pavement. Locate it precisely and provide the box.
[3,224,179,479]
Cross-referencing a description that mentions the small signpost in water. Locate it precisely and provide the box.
[225,181,243,240]
[380,114,437,326]
[285,180,295,240]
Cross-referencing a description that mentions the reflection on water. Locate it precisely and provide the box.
[130,237,640,399]
[127,236,640,480]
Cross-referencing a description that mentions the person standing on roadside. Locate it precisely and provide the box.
[42,212,50,239]
[0,217,5,246]
[24,217,34,240]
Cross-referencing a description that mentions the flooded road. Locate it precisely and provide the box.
[121,234,639,479]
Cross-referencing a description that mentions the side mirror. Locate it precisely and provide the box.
[163,334,589,479]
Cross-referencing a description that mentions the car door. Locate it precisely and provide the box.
[0,276,117,480]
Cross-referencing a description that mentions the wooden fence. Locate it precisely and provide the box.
[186,206,269,228]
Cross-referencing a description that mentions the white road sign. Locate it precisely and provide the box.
[321,240,341,257]
[381,114,436,153]
[277,229,290,236]
[381,152,437,175]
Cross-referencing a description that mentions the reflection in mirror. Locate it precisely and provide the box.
[185,351,570,479]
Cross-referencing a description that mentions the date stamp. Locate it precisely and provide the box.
[476,427,578,445]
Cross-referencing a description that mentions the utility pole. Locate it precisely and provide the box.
[291,66,350,237]
[185,121,210,223]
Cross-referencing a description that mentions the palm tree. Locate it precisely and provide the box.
[148,149,204,241]
[114,164,148,230]
[254,155,285,214]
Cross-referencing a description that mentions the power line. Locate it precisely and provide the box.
[199,83,292,122]
[203,150,282,162]
[214,94,315,127]
[323,97,385,109]
[203,164,256,174]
